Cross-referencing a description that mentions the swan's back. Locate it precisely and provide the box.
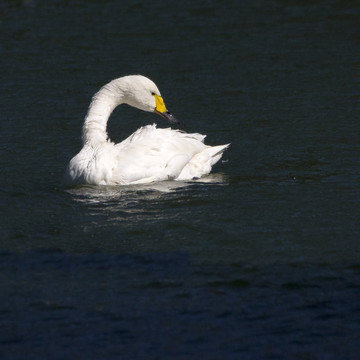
[65,124,229,186]
[112,124,228,184]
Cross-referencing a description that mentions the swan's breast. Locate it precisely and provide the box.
[65,142,118,185]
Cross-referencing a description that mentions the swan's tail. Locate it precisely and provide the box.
[207,143,230,166]
[177,143,230,180]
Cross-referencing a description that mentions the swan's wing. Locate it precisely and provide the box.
[112,124,207,184]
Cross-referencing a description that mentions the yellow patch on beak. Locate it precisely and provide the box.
[154,94,167,113]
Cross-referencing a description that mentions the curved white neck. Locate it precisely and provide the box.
[82,82,124,144]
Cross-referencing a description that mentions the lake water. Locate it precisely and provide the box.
[1,0,360,359]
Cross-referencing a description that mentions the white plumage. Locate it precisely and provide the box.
[64,75,229,186]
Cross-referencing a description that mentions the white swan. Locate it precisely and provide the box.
[64,75,229,186]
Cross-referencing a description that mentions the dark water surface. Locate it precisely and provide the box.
[1,0,360,359]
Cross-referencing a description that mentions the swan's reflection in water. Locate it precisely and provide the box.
[63,173,232,256]
[65,173,229,223]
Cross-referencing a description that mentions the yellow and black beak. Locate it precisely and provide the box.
[153,94,179,124]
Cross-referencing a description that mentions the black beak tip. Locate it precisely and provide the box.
[155,109,180,124]
[166,112,179,124]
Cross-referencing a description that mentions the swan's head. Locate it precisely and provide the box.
[116,75,178,124]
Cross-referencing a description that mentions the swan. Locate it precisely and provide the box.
[64,75,229,186]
